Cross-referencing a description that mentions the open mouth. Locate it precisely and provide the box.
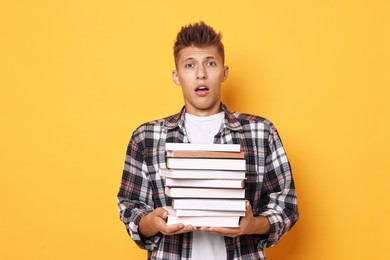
[195,85,209,97]
[195,85,209,92]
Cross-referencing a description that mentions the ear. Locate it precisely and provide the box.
[172,70,181,86]
[222,66,229,82]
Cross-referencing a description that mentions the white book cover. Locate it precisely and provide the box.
[166,150,245,159]
[159,168,246,180]
[165,143,240,152]
[167,215,240,227]
[167,158,246,171]
[164,206,245,217]
[165,186,245,199]
[165,178,244,188]
[172,199,246,211]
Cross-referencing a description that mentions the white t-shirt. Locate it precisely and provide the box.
[184,112,227,260]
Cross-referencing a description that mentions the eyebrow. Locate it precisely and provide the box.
[183,56,217,62]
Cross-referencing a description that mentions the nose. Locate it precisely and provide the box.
[196,65,207,80]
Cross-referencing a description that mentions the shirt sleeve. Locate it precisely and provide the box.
[256,124,299,248]
[117,132,162,250]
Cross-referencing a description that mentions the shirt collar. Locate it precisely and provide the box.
[164,103,244,132]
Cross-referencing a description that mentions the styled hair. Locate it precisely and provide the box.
[173,21,225,66]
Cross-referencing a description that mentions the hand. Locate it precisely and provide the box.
[139,207,195,238]
[199,202,270,238]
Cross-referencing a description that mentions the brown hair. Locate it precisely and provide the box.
[173,21,225,66]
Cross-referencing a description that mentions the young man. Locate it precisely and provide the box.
[117,22,299,259]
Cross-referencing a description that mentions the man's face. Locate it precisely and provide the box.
[172,46,229,116]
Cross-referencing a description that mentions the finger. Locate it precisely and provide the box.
[176,225,195,234]
[164,224,194,235]
[207,227,239,235]
[165,223,184,232]
[245,201,252,216]
[160,223,183,235]
[245,202,254,218]
[154,207,168,219]
[206,227,241,237]
[161,210,168,219]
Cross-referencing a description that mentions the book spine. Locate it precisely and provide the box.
[172,199,246,211]
[167,216,240,227]
[158,168,246,179]
[167,158,246,171]
[165,187,245,199]
[165,143,241,152]
[166,150,245,159]
[165,179,244,188]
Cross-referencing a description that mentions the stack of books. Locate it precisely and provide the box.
[159,143,247,227]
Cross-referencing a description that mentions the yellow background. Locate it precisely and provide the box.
[1,1,389,259]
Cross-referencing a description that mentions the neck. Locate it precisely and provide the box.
[185,104,222,117]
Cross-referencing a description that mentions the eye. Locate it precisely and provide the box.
[207,61,217,66]
[184,63,194,68]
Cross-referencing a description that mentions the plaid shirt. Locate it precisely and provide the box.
[117,103,299,260]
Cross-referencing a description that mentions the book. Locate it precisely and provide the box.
[165,178,245,188]
[159,168,246,180]
[167,215,240,227]
[172,199,246,211]
[164,206,245,217]
[166,158,246,171]
[165,143,241,152]
[166,150,245,159]
[165,186,245,199]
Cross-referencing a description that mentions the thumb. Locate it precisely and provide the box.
[245,201,253,217]
[156,207,168,219]
[162,209,168,219]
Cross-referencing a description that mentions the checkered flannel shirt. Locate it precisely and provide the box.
[117,103,299,259]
